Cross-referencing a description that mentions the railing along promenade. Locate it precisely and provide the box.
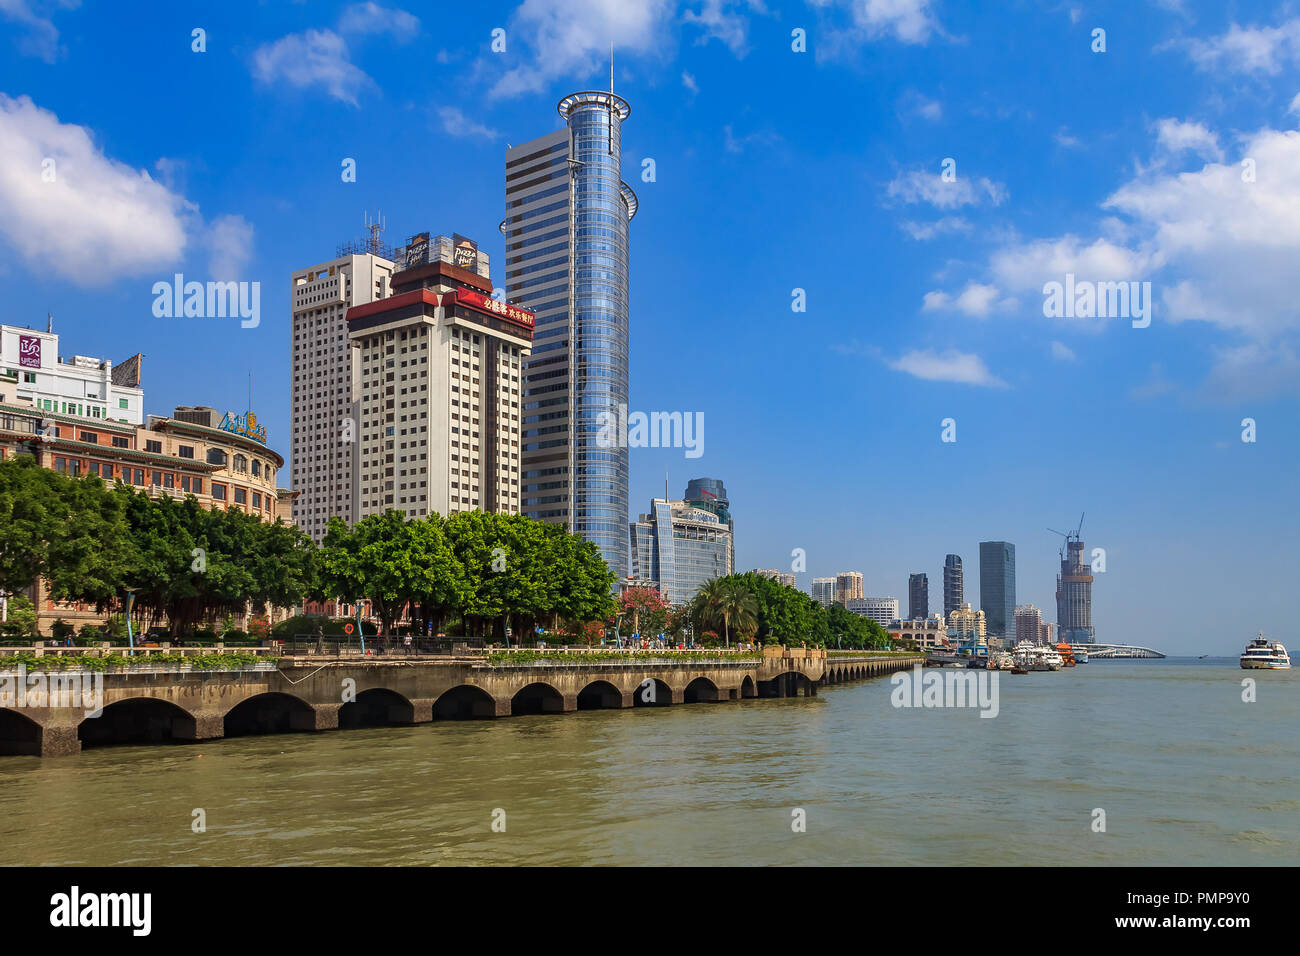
[0,641,921,757]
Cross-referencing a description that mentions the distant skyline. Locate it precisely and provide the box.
[3,1,1297,654]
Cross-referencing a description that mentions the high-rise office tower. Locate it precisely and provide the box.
[835,571,865,605]
[752,569,797,587]
[979,541,1017,641]
[505,87,637,579]
[346,235,532,520]
[811,577,836,607]
[943,554,963,618]
[1056,533,1095,643]
[289,219,396,543]
[908,573,929,619]
[684,477,733,574]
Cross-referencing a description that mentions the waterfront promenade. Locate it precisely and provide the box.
[0,645,920,756]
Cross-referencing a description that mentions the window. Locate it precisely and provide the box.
[112,436,129,448]
[181,475,190,492]
[163,473,175,488]
[79,432,97,444]
[207,449,227,466]
[252,492,262,509]
[22,372,34,383]
[133,468,144,486]
[145,440,162,454]
[192,478,202,494]
[119,399,128,409]
[178,445,194,459]
[234,488,247,505]
[251,460,261,477]
[53,457,66,473]
[89,462,100,476]
[212,483,227,501]
[233,454,247,473]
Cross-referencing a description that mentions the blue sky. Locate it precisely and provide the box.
[2,0,1298,653]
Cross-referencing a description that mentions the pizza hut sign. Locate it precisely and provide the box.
[18,335,41,369]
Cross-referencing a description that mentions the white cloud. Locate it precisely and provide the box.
[900,216,971,239]
[683,0,765,55]
[886,349,1008,388]
[1054,127,1082,149]
[1203,341,1300,400]
[897,89,942,121]
[0,94,191,283]
[814,0,940,46]
[0,0,73,63]
[438,106,498,140]
[922,281,1006,317]
[723,124,779,153]
[682,71,699,94]
[1291,92,1300,115]
[490,0,675,99]
[1180,18,1300,75]
[207,215,254,281]
[338,2,420,39]
[886,168,1007,209]
[1049,340,1076,362]
[251,29,371,106]
[1153,117,1222,161]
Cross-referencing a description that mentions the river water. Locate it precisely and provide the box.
[1,659,1295,865]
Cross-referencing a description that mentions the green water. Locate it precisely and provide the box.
[1,659,1295,865]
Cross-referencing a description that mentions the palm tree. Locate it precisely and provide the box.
[694,578,758,648]
[692,578,725,643]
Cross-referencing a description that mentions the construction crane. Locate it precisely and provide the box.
[1047,513,1085,556]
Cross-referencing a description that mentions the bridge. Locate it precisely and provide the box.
[1070,642,1166,659]
[0,646,920,757]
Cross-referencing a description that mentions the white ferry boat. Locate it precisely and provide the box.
[1239,633,1291,670]
[1012,642,1062,672]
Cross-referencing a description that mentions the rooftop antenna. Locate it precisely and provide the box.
[47,312,53,333]
[608,43,615,156]
[665,470,669,502]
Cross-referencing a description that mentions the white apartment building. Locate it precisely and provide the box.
[347,254,532,519]
[811,577,837,607]
[846,597,900,627]
[289,249,395,542]
[0,324,143,425]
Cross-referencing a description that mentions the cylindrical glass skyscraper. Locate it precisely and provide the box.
[559,91,634,579]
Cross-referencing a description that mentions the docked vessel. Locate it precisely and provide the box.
[1013,641,1063,672]
[1055,643,1077,667]
[1239,633,1291,670]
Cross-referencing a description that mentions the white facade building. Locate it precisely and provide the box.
[289,250,395,543]
[0,324,143,425]
[846,597,900,627]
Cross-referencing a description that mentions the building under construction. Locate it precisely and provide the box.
[1054,517,1095,644]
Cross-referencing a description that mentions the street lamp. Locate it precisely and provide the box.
[123,587,140,651]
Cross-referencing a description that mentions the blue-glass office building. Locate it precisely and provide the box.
[504,91,636,579]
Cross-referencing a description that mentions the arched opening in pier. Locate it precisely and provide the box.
[740,676,757,699]
[0,708,44,756]
[338,689,415,729]
[433,685,497,720]
[683,677,720,704]
[577,680,622,710]
[510,682,564,716]
[224,693,317,738]
[632,677,672,707]
[79,698,197,749]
